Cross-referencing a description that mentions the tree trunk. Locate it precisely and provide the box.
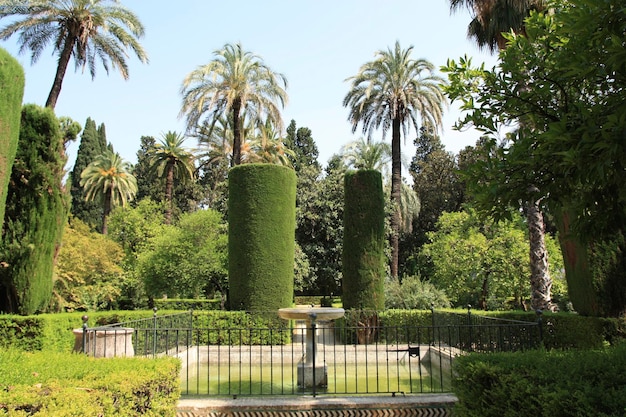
[46,37,75,109]
[553,205,599,316]
[527,200,556,311]
[165,161,174,224]
[390,117,402,278]
[102,188,112,235]
[231,98,242,166]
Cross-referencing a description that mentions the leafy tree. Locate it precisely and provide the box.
[284,120,321,173]
[0,104,68,315]
[147,131,195,224]
[70,117,107,230]
[422,209,564,309]
[133,136,161,203]
[51,218,125,311]
[180,42,288,166]
[344,41,446,278]
[0,0,148,109]
[448,0,553,312]
[80,150,137,235]
[444,0,626,316]
[139,209,227,301]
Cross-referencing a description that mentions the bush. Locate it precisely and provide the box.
[0,349,180,416]
[153,298,222,311]
[385,275,451,310]
[453,344,626,417]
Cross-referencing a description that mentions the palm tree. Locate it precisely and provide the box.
[343,41,446,278]
[180,42,288,166]
[449,0,554,312]
[341,137,392,173]
[245,119,295,167]
[80,150,137,235]
[0,0,148,110]
[148,131,195,224]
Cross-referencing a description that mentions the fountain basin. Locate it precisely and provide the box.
[278,307,345,321]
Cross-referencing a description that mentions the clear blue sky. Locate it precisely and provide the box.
[1,1,496,171]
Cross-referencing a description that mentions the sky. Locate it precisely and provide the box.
[0,1,498,171]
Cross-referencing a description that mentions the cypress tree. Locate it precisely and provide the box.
[0,48,25,226]
[70,118,106,229]
[0,105,69,314]
[228,164,296,312]
[342,170,385,311]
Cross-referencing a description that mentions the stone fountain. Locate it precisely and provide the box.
[278,306,345,388]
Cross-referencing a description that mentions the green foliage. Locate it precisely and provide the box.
[191,310,289,345]
[228,164,296,311]
[0,104,68,315]
[342,170,386,311]
[139,209,227,300]
[422,209,564,309]
[70,117,107,230]
[453,344,626,417]
[385,275,451,310]
[0,48,24,227]
[0,349,179,416]
[52,218,127,312]
[153,298,222,311]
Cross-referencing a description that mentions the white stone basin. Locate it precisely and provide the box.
[278,307,345,321]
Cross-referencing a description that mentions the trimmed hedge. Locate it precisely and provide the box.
[342,170,385,311]
[0,48,24,226]
[453,344,626,417]
[153,298,222,311]
[0,349,180,416]
[228,164,296,312]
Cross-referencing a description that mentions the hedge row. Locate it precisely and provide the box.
[453,343,626,417]
[153,298,222,311]
[0,349,180,416]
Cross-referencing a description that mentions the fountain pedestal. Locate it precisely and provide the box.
[278,307,345,389]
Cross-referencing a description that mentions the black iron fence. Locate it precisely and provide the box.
[78,308,542,397]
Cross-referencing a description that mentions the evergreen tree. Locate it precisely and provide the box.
[70,117,107,230]
[0,105,69,314]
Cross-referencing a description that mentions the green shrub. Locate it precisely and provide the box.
[385,275,451,310]
[191,310,289,345]
[153,298,222,311]
[342,170,385,311]
[0,48,24,226]
[0,349,180,416]
[453,344,626,417]
[228,164,296,312]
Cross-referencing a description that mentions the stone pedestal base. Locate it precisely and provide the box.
[73,328,135,358]
[297,362,327,388]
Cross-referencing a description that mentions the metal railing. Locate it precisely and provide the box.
[78,308,542,397]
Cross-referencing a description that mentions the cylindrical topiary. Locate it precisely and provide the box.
[228,164,296,312]
[0,48,25,226]
[342,170,386,311]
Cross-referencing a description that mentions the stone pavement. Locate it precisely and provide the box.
[176,393,457,417]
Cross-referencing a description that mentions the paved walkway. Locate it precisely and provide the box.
[177,393,458,417]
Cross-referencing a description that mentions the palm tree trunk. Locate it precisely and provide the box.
[102,188,112,235]
[390,117,402,278]
[165,162,174,224]
[527,199,555,311]
[232,98,242,166]
[45,37,75,109]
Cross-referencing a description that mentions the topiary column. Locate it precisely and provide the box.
[0,48,25,226]
[342,170,386,311]
[228,164,296,312]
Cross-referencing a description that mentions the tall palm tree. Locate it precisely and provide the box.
[148,131,195,224]
[449,0,554,312]
[80,150,137,235]
[180,42,288,166]
[0,0,148,110]
[341,137,392,173]
[343,41,446,278]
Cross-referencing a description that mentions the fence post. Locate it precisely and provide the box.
[467,305,473,352]
[152,307,158,358]
[430,303,435,346]
[81,315,89,354]
[310,312,317,398]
